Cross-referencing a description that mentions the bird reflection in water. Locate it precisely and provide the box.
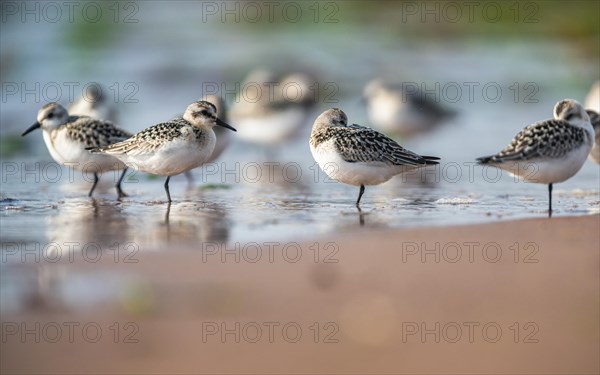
[151,201,229,248]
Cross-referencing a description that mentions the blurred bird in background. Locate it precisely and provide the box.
[584,81,600,163]
[363,79,456,139]
[230,69,316,155]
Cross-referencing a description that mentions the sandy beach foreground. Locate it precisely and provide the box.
[2,215,598,374]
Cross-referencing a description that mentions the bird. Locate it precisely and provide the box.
[586,110,600,163]
[362,79,455,138]
[309,108,440,209]
[88,101,237,202]
[68,84,116,122]
[183,95,231,182]
[230,69,315,148]
[476,99,595,217]
[584,81,600,163]
[22,102,132,197]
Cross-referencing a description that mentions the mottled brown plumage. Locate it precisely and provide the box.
[477,119,589,163]
[65,116,132,148]
[311,123,438,166]
[310,108,439,209]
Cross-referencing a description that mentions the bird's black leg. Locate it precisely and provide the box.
[165,202,171,224]
[548,183,553,218]
[356,184,365,209]
[88,173,99,197]
[164,176,172,203]
[116,168,128,198]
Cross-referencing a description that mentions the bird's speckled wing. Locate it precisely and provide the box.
[65,116,132,148]
[330,124,437,166]
[91,118,190,156]
[478,119,589,163]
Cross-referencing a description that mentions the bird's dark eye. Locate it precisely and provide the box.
[47,113,54,119]
[200,110,209,116]
[565,113,573,121]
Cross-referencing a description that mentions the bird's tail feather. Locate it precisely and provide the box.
[85,146,102,153]
[476,155,495,164]
[422,155,440,165]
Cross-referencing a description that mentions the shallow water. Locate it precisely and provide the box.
[1,142,598,248]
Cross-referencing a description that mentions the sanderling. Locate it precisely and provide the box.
[230,69,315,147]
[477,99,595,216]
[88,101,236,202]
[363,79,455,138]
[310,108,440,208]
[586,109,600,163]
[22,103,132,197]
[584,81,600,163]
[68,84,116,122]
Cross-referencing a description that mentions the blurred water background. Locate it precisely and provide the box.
[1,0,599,250]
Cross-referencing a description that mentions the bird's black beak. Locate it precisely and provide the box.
[216,117,236,132]
[22,122,41,136]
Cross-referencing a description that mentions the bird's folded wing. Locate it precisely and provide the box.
[95,122,183,156]
[96,138,160,156]
[68,117,133,148]
[487,120,586,161]
[335,125,431,166]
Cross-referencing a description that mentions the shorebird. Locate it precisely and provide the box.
[230,69,315,147]
[363,79,455,138]
[584,81,600,163]
[68,84,116,122]
[22,103,132,197]
[586,110,600,164]
[477,99,595,217]
[310,108,440,208]
[88,101,236,202]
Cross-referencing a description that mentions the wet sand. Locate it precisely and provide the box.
[1,215,598,374]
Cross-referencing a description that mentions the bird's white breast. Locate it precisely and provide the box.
[119,127,216,176]
[310,139,400,186]
[503,143,593,184]
[43,129,125,172]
